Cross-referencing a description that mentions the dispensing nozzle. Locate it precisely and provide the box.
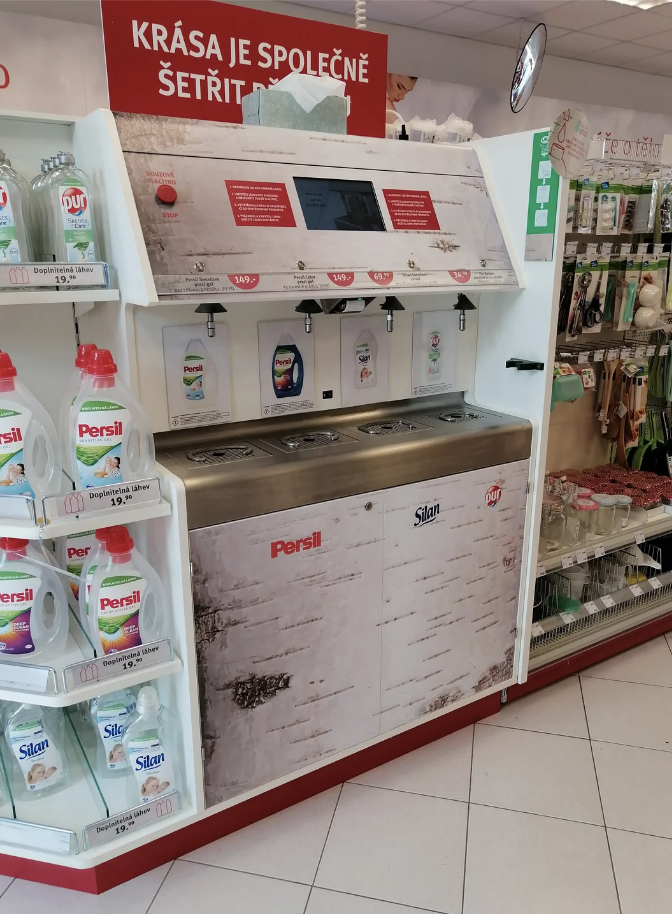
[380,295,404,332]
[295,299,322,333]
[195,301,227,337]
[454,293,476,331]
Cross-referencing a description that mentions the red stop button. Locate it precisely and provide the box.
[156,184,177,205]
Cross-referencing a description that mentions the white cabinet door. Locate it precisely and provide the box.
[380,460,529,732]
[190,491,384,806]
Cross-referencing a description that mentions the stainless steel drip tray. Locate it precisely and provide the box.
[169,441,272,469]
[262,428,358,454]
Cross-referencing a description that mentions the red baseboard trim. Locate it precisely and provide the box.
[0,690,501,894]
[508,611,672,702]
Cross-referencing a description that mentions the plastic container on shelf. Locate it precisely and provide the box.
[69,349,155,490]
[88,526,169,655]
[55,529,97,616]
[57,343,97,469]
[0,537,69,661]
[79,527,111,631]
[41,151,100,264]
[592,494,617,536]
[122,685,181,807]
[4,704,69,800]
[0,150,33,264]
[91,688,137,779]
[0,352,63,514]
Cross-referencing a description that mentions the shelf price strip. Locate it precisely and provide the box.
[42,477,161,525]
[62,639,173,692]
[83,790,181,850]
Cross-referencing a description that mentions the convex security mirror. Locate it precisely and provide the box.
[510,23,547,114]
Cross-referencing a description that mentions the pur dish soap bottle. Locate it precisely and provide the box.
[0,352,63,509]
[354,330,378,388]
[58,342,97,471]
[5,704,69,799]
[123,685,180,805]
[91,688,136,778]
[43,151,100,263]
[88,525,169,655]
[428,330,441,380]
[69,349,155,489]
[0,538,69,660]
[272,335,304,398]
[0,150,33,263]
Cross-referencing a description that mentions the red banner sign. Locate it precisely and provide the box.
[225,180,296,227]
[101,0,387,138]
[382,190,440,231]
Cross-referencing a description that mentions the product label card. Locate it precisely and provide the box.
[0,181,20,263]
[258,320,316,418]
[9,718,63,791]
[60,179,96,263]
[340,315,388,408]
[128,732,175,803]
[0,569,38,655]
[411,311,457,398]
[162,325,231,430]
[97,698,134,771]
[97,573,146,654]
[0,407,33,496]
[75,400,130,488]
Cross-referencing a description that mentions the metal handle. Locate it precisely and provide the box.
[506,358,545,371]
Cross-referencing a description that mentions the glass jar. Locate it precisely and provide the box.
[540,496,566,554]
[613,494,632,531]
[565,501,585,544]
[591,494,617,536]
[577,499,598,539]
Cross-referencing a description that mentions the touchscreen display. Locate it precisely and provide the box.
[293,177,387,232]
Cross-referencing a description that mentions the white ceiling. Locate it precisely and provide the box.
[291,0,672,76]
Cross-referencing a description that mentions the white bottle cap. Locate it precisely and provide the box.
[136,686,160,717]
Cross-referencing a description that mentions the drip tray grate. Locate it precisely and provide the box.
[358,419,422,436]
[278,430,344,451]
[184,444,261,465]
[429,410,487,424]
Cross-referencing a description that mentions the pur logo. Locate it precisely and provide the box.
[0,588,32,603]
[0,426,21,445]
[485,485,502,508]
[78,421,123,438]
[414,503,439,527]
[100,590,141,610]
[62,187,88,216]
[271,531,321,558]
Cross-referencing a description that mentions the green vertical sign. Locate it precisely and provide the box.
[525,130,560,262]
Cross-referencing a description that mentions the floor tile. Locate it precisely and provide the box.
[582,637,672,687]
[471,724,602,823]
[608,828,672,914]
[593,741,672,839]
[148,860,309,914]
[350,726,473,801]
[482,675,588,738]
[582,677,672,751]
[0,879,12,899]
[463,805,620,914]
[182,786,340,883]
[315,782,467,913]
[307,888,437,914]
[0,864,171,914]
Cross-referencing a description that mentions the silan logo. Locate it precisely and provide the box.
[0,426,21,445]
[134,751,165,772]
[271,531,321,558]
[414,503,439,527]
[103,722,124,739]
[61,187,88,216]
[78,421,123,439]
[485,485,502,507]
[19,737,48,760]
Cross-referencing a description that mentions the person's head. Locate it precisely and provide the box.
[141,776,161,797]
[28,763,46,783]
[16,464,24,476]
[387,74,417,103]
[109,743,124,763]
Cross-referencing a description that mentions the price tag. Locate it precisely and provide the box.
[584,601,600,615]
[42,478,161,525]
[650,576,662,590]
[607,349,620,361]
[635,532,646,545]
[602,594,616,608]
[647,346,657,357]
[629,583,644,597]
[62,639,173,692]
[578,351,589,364]
[561,554,574,569]
[586,243,599,258]
[620,348,632,359]
[560,611,577,625]
[601,243,613,256]
[637,243,650,255]
[661,345,670,356]
[594,544,606,558]
[83,790,181,850]
[530,622,545,638]
[635,346,647,359]
[565,242,579,256]
[0,262,108,290]
[0,817,75,855]
[594,350,605,362]
[654,243,665,256]
[0,660,54,695]
[576,549,589,564]
[536,564,546,577]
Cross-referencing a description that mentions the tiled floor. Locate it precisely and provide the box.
[5,633,672,913]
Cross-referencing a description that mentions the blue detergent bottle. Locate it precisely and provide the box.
[272,335,304,398]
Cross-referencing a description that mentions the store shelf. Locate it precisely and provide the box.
[536,509,672,576]
[530,571,672,670]
[0,289,119,306]
[0,496,171,540]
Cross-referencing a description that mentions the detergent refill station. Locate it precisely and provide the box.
[0,87,563,888]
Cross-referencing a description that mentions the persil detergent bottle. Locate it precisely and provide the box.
[79,526,110,631]
[0,538,69,660]
[58,342,97,471]
[88,526,169,656]
[69,349,155,490]
[0,352,63,512]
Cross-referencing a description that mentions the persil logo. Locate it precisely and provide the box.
[61,187,88,216]
[184,363,203,374]
[275,356,293,369]
[100,589,141,610]
[414,503,439,527]
[0,426,21,445]
[0,186,7,210]
[78,421,122,439]
[485,485,502,507]
[67,545,90,560]
[271,531,321,558]
[0,588,32,603]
